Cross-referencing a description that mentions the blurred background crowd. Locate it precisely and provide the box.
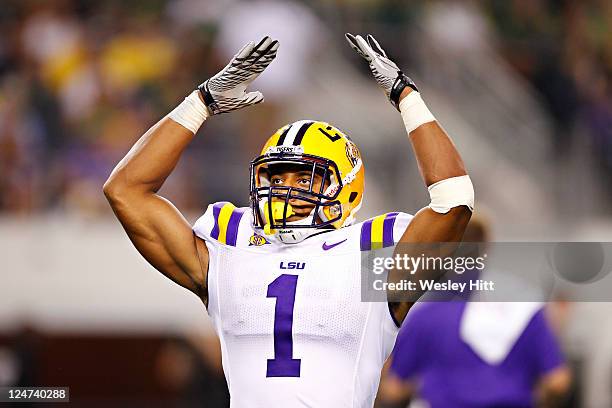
[1,0,611,407]
[0,0,611,221]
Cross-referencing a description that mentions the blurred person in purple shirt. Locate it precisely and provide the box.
[377,216,571,408]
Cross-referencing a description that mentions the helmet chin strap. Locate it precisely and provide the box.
[276,212,319,244]
[259,200,320,244]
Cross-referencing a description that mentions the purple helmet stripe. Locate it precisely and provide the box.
[383,212,399,247]
[360,219,373,251]
[226,208,247,246]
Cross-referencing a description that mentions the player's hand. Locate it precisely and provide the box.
[345,33,418,110]
[198,36,279,115]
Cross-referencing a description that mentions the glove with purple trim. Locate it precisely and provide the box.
[345,33,418,110]
[198,36,279,115]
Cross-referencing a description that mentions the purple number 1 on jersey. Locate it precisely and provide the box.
[266,274,301,377]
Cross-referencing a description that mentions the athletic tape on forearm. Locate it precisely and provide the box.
[399,91,436,133]
[167,90,210,134]
[428,175,474,214]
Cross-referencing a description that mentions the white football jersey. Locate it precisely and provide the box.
[193,202,413,408]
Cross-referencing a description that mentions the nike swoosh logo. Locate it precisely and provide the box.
[322,239,347,251]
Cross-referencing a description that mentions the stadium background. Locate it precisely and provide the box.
[0,0,611,406]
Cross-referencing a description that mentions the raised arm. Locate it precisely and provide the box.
[392,90,472,322]
[346,34,473,323]
[395,84,472,246]
[103,116,208,296]
[103,37,279,301]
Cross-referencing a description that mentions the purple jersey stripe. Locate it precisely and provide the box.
[360,219,373,251]
[226,208,247,246]
[383,212,399,247]
[210,202,225,239]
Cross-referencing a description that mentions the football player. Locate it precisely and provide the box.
[103,35,473,407]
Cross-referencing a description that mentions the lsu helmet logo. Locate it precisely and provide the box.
[249,234,271,246]
[345,141,360,167]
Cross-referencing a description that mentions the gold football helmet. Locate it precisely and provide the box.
[250,120,365,243]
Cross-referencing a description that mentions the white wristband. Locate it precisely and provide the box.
[399,91,436,133]
[428,175,474,214]
[167,90,210,134]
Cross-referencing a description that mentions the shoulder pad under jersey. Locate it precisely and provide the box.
[359,212,413,251]
[193,202,252,247]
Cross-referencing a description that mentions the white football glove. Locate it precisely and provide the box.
[198,36,279,115]
[345,33,418,110]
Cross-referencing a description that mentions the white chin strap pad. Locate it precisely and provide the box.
[261,203,318,244]
[428,175,474,214]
